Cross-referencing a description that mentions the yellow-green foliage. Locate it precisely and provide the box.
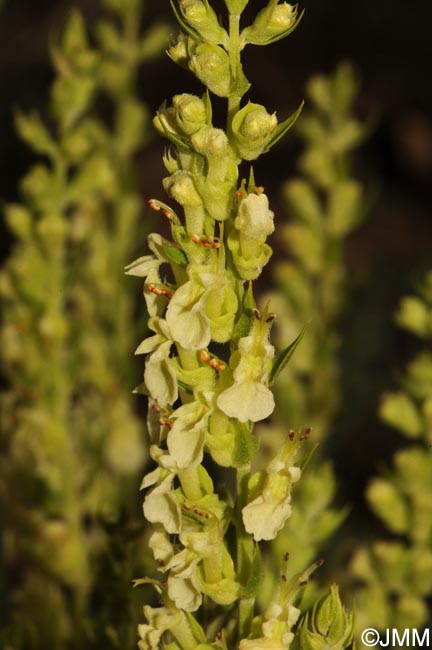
[257,64,366,589]
[351,272,432,634]
[0,2,168,648]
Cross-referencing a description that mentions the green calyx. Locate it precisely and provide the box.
[242,1,303,46]
[296,585,354,650]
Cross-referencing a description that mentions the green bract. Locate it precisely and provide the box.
[232,103,278,160]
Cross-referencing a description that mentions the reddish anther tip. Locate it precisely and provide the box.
[281,574,287,582]
[217,631,222,640]
[316,557,325,567]
[299,580,307,587]
[288,431,295,441]
[284,552,290,562]
[304,427,312,435]
[253,309,261,320]
[148,199,160,211]
[182,503,191,510]
[200,350,210,362]
[299,436,308,442]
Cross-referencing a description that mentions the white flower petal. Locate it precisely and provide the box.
[217,381,275,423]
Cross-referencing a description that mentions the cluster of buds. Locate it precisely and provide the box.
[128,2,354,650]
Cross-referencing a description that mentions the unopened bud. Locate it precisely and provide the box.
[153,106,181,138]
[179,0,226,44]
[235,193,274,240]
[173,93,207,135]
[163,171,203,207]
[189,43,231,98]
[191,126,229,158]
[167,34,189,68]
[244,3,298,46]
[232,103,277,160]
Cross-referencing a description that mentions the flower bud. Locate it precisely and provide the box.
[163,171,203,207]
[235,193,274,240]
[232,103,277,160]
[4,204,33,239]
[173,93,207,135]
[179,0,226,44]
[297,585,354,650]
[167,34,189,67]
[191,126,229,158]
[189,43,231,97]
[243,3,298,46]
[153,106,181,138]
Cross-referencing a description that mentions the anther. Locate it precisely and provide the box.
[148,199,160,212]
[152,404,161,414]
[281,574,287,582]
[316,557,325,567]
[253,309,261,321]
[284,552,290,562]
[216,632,222,640]
[182,503,191,511]
[157,418,172,429]
[288,431,295,441]
[200,350,225,372]
[299,580,307,587]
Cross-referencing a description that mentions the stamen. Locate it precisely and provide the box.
[156,418,173,429]
[191,234,221,249]
[147,284,173,299]
[200,350,225,372]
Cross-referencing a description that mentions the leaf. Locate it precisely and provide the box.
[202,89,213,125]
[156,110,193,152]
[240,544,262,598]
[161,244,188,268]
[269,323,308,385]
[265,101,304,152]
[300,442,319,471]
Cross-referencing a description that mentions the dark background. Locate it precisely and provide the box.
[1,0,431,528]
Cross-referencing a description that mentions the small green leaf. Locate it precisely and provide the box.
[240,544,262,598]
[162,244,188,268]
[202,89,213,125]
[265,101,304,152]
[269,323,307,385]
[300,442,319,471]
[232,283,256,344]
[156,110,193,152]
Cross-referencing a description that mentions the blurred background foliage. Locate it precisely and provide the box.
[1,0,432,648]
